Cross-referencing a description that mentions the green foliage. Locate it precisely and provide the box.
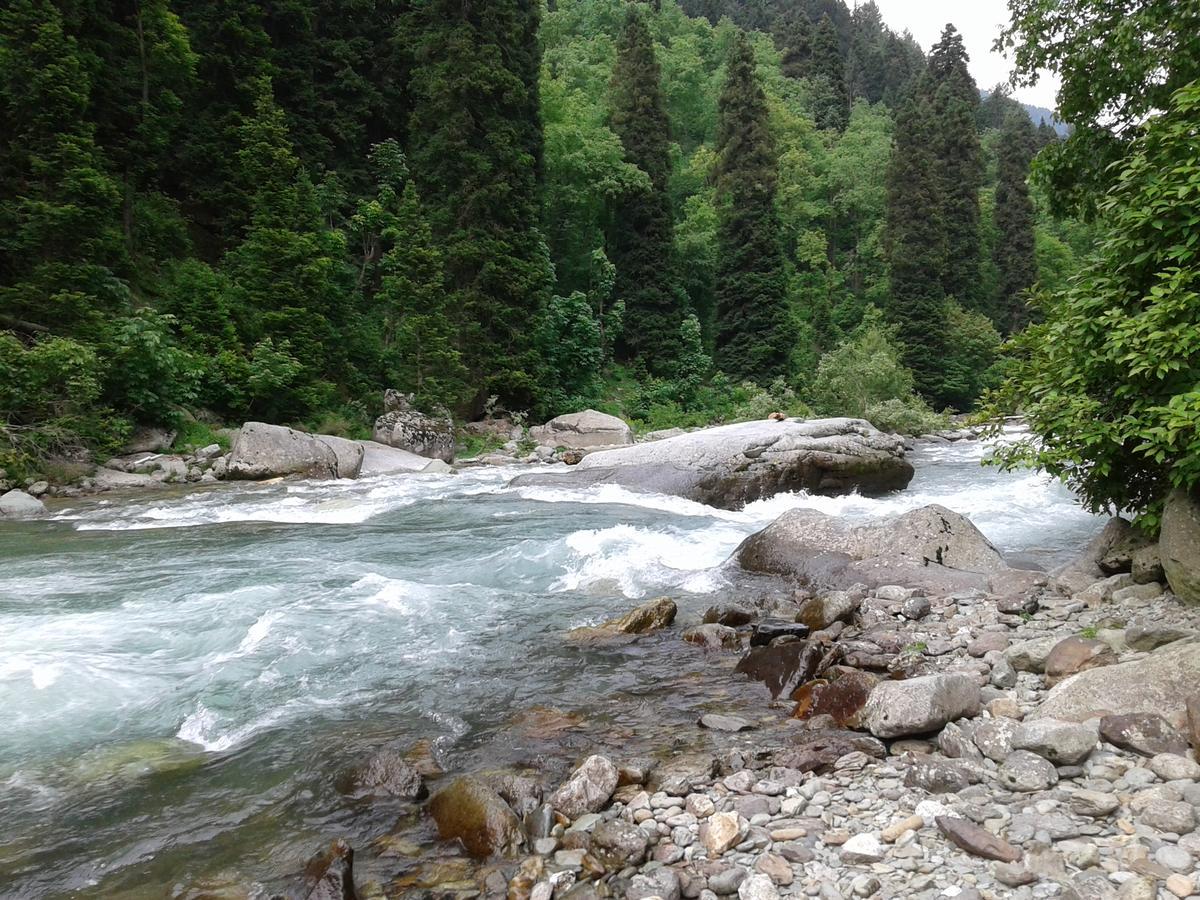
[172,419,231,453]
[989,81,1200,518]
[535,291,605,415]
[993,110,1039,332]
[103,310,200,423]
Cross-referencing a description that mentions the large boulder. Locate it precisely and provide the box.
[511,418,913,510]
[0,489,47,518]
[736,504,1015,593]
[1032,640,1200,725]
[373,392,454,462]
[427,776,524,857]
[528,410,633,450]
[226,422,363,480]
[356,440,445,476]
[1052,517,1132,595]
[1161,488,1200,604]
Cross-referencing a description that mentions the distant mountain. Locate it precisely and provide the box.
[980,89,1070,136]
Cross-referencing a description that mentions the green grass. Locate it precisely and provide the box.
[171,420,232,453]
[1079,626,1098,639]
[455,431,507,460]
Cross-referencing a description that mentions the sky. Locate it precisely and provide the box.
[869,0,1062,111]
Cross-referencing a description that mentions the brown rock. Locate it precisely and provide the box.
[682,623,741,649]
[882,815,925,843]
[301,839,358,900]
[936,817,1021,862]
[968,633,1009,658]
[1099,712,1190,757]
[755,853,794,886]
[428,777,524,858]
[341,747,427,800]
[570,597,677,641]
[774,729,885,773]
[791,669,879,728]
[405,739,445,778]
[736,640,835,699]
[1043,636,1118,686]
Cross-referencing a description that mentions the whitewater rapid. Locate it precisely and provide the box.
[0,432,1102,896]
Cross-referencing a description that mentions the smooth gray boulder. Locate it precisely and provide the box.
[529,409,633,450]
[1161,488,1200,604]
[1033,640,1200,724]
[225,422,361,480]
[1053,517,1132,595]
[861,674,981,738]
[735,503,1017,593]
[91,467,165,491]
[357,440,443,476]
[0,489,47,518]
[512,418,912,510]
[1011,718,1099,765]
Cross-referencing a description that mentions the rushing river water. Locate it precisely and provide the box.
[0,434,1102,898]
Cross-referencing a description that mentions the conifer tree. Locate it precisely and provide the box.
[810,14,849,131]
[993,110,1038,332]
[713,32,794,384]
[884,85,949,403]
[847,2,887,103]
[608,6,681,370]
[927,24,983,307]
[0,0,128,337]
[775,13,813,81]
[405,0,551,408]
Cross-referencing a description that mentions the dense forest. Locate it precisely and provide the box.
[0,0,1171,508]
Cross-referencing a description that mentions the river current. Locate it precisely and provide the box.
[0,434,1102,897]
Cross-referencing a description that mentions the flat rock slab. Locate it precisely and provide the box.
[936,816,1022,862]
[511,417,913,510]
[699,714,754,732]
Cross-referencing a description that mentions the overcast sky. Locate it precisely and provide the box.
[869,0,1062,111]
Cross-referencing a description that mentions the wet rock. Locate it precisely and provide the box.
[428,776,523,857]
[0,489,47,518]
[301,838,358,900]
[773,730,885,774]
[998,750,1059,792]
[1162,487,1200,604]
[514,418,913,510]
[1099,712,1190,757]
[548,756,619,819]
[1012,718,1099,765]
[589,820,648,869]
[796,593,861,630]
[861,674,981,738]
[704,604,757,628]
[482,772,543,818]
[1044,637,1118,686]
[791,670,878,728]
[1034,640,1200,723]
[343,747,427,800]
[936,816,1021,862]
[750,619,810,646]
[403,739,445,779]
[226,422,363,480]
[699,714,754,732]
[735,641,830,699]
[601,597,678,636]
[684,624,740,649]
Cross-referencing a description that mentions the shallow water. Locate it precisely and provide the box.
[0,433,1101,897]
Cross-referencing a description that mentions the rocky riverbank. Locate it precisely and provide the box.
[273,501,1200,900]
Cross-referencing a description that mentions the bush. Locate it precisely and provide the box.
[864,398,948,436]
[808,305,914,416]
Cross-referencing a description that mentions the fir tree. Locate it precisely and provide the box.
[884,85,948,403]
[608,6,682,371]
[774,13,812,81]
[405,0,551,409]
[993,110,1038,333]
[0,0,128,337]
[810,14,849,131]
[927,24,983,307]
[847,2,887,103]
[713,32,794,384]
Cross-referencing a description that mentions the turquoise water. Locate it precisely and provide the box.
[0,437,1100,897]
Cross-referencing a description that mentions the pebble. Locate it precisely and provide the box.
[1166,874,1196,898]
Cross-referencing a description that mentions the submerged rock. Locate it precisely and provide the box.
[511,418,913,510]
[528,410,633,450]
[428,776,524,857]
[735,641,832,699]
[683,623,741,649]
[572,597,678,642]
[301,838,358,900]
[342,746,427,800]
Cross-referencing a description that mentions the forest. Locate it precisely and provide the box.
[0,0,1196,521]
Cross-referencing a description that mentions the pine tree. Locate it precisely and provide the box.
[927,24,983,307]
[713,32,794,384]
[846,2,887,103]
[774,13,812,81]
[993,110,1038,333]
[0,0,128,337]
[608,6,682,371]
[405,0,551,409]
[884,85,949,403]
[810,14,849,131]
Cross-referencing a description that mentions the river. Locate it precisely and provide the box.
[0,433,1102,898]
